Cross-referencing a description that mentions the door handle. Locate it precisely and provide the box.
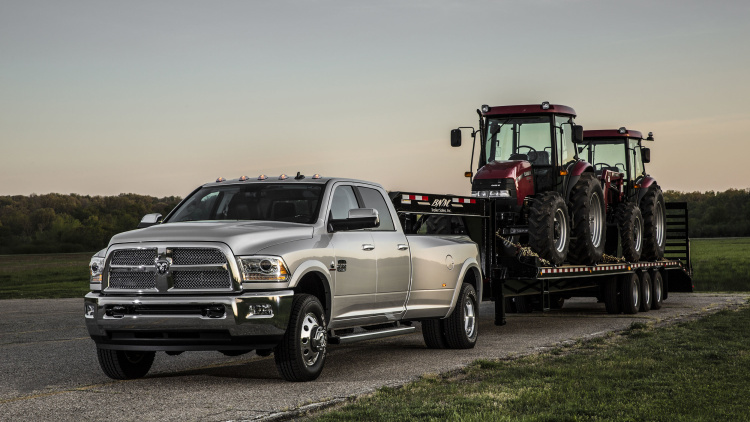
[397,244,409,251]
[362,244,375,251]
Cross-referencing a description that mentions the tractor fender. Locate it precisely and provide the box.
[636,176,658,204]
[565,161,594,201]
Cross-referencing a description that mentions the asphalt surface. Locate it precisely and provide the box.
[1,292,748,421]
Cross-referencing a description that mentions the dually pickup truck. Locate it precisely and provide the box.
[85,175,482,381]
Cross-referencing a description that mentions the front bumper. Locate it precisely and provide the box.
[84,290,293,351]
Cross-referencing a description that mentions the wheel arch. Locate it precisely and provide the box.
[565,161,595,201]
[288,261,333,322]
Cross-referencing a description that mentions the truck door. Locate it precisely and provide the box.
[356,186,411,316]
[328,185,378,321]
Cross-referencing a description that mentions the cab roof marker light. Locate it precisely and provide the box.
[541,101,551,110]
[618,127,627,134]
[258,174,268,180]
[279,174,288,180]
[481,104,491,113]
[216,177,226,182]
[239,175,249,181]
[312,174,322,179]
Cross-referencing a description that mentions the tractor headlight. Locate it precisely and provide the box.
[472,190,510,198]
[236,256,290,282]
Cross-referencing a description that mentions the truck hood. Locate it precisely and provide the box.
[108,221,315,256]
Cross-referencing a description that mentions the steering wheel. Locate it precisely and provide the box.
[595,163,613,171]
[516,145,538,163]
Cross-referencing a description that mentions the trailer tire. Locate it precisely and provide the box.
[568,173,606,265]
[274,294,327,382]
[444,283,478,349]
[96,348,155,380]
[528,192,570,266]
[651,271,664,310]
[620,273,640,315]
[639,271,652,312]
[641,186,666,261]
[603,277,621,314]
[421,319,448,349]
[513,296,533,313]
[616,203,644,262]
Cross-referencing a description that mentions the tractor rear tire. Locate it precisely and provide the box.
[568,174,606,265]
[640,185,666,261]
[616,203,644,262]
[528,192,570,266]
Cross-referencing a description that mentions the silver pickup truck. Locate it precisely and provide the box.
[85,175,482,381]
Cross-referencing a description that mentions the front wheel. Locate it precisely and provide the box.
[528,192,570,266]
[96,348,155,380]
[444,283,479,349]
[568,173,606,265]
[274,294,327,382]
[616,203,644,262]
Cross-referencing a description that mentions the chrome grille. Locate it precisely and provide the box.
[172,248,227,265]
[111,248,157,266]
[173,270,231,289]
[108,271,156,290]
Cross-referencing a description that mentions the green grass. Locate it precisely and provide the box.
[0,253,92,299]
[691,238,750,291]
[313,304,750,421]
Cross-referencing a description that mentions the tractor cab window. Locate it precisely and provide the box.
[590,142,629,178]
[485,116,552,166]
[629,139,645,180]
[554,115,577,168]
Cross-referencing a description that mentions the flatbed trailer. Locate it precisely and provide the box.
[391,191,693,326]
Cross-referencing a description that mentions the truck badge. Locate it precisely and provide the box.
[155,260,170,275]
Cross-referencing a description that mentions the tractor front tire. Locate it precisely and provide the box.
[528,192,570,266]
[616,202,644,262]
[568,174,606,265]
[640,185,666,261]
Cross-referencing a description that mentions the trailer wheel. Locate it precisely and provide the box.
[639,271,652,312]
[421,319,448,349]
[620,273,640,314]
[616,203,644,262]
[603,277,621,314]
[513,296,533,313]
[651,270,664,310]
[444,283,478,349]
[640,185,666,261]
[568,174,606,265]
[96,348,155,380]
[274,294,327,382]
[528,192,570,265]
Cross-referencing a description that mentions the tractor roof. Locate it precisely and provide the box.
[482,103,576,118]
[584,129,646,141]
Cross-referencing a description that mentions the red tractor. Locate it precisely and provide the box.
[451,102,605,266]
[581,128,665,261]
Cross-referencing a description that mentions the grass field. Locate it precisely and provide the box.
[691,238,750,291]
[312,304,750,421]
[0,253,91,299]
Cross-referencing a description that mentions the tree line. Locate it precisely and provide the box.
[0,188,748,254]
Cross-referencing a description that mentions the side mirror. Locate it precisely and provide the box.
[450,129,462,147]
[642,147,651,163]
[329,208,379,232]
[573,125,584,143]
[138,213,163,229]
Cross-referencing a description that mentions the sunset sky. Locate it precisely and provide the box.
[2,0,748,198]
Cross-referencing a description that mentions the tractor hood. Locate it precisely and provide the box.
[475,160,532,181]
[108,221,314,256]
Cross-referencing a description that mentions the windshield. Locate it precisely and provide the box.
[484,116,552,166]
[587,142,628,177]
[167,183,324,224]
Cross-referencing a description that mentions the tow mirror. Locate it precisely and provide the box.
[138,213,163,229]
[329,208,380,232]
[642,147,651,163]
[573,125,584,143]
[450,129,462,147]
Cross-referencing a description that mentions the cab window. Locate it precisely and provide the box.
[329,186,360,220]
[357,187,395,231]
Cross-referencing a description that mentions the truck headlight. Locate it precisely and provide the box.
[236,256,290,282]
[89,256,105,283]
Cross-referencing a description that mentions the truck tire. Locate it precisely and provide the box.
[650,270,664,310]
[96,348,155,380]
[421,319,448,349]
[603,277,621,314]
[274,294,327,382]
[639,271,652,312]
[620,273,640,315]
[568,173,606,265]
[528,192,570,266]
[444,283,478,349]
[616,203,644,262]
[640,185,666,261]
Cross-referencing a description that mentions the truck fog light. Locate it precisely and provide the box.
[85,303,96,318]
[247,304,274,318]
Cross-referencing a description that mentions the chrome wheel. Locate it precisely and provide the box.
[589,192,604,248]
[300,312,325,367]
[463,296,476,338]
[554,208,568,253]
[654,276,662,303]
[631,278,640,309]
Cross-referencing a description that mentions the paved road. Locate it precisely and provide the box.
[1,293,747,421]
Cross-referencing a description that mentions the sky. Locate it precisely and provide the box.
[1,0,749,198]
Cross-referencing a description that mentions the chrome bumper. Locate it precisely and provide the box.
[84,290,293,351]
